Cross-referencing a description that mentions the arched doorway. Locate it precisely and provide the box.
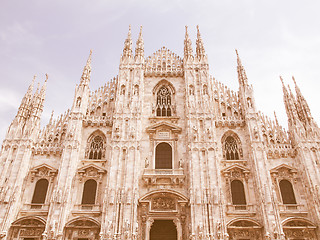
[282,218,317,239]
[139,190,188,240]
[227,219,263,240]
[150,220,177,240]
[64,218,100,240]
[7,217,46,240]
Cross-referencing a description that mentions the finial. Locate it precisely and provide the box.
[235,49,242,66]
[236,50,248,86]
[45,73,48,82]
[274,111,279,126]
[292,76,297,85]
[49,110,54,124]
[280,76,284,85]
[184,25,193,60]
[196,25,206,59]
[122,25,133,59]
[135,26,144,61]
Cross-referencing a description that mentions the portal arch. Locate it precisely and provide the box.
[139,190,188,240]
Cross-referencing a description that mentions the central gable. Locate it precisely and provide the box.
[145,47,183,77]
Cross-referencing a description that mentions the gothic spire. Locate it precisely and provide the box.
[135,26,145,63]
[196,25,206,60]
[236,49,248,86]
[17,75,36,120]
[281,76,298,126]
[184,26,194,60]
[122,25,133,60]
[40,73,48,99]
[80,50,92,86]
[292,76,313,124]
[274,111,279,127]
[27,75,36,96]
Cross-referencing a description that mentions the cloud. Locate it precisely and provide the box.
[0,22,42,47]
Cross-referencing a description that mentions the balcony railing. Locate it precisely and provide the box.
[73,204,101,212]
[21,203,49,212]
[279,204,307,214]
[226,204,256,215]
[143,168,184,175]
[142,168,185,185]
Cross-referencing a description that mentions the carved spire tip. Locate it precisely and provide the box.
[292,76,297,85]
[280,76,284,85]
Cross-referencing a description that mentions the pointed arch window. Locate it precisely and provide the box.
[81,179,97,204]
[155,142,172,169]
[279,180,297,204]
[156,86,172,117]
[231,180,246,205]
[225,136,240,160]
[31,179,49,204]
[87,135,104,160]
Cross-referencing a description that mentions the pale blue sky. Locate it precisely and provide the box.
[1,0,320,142]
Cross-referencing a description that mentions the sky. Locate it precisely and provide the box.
[0,0,320,143]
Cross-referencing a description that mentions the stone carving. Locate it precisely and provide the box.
[151,197,176,211]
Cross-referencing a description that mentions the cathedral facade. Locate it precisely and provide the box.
[0,26,320,240]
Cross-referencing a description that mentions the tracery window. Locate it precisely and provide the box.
[81,179,97,204]
[279,180,297,204]
[155,142,172,169]
[231,180,246,205]
[31,179,49,204]
[87,136,104,160]
[224,136,240,160]
[156,86,172,117]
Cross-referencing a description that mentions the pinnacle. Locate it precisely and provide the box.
[122,25,133,59]
[196,25,206,59]
[184,25,193,60]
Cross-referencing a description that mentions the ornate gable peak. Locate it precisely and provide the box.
[145,47,183,77]
[146,121,182,134]
[77,164,106,181]
[270,164,297,174]
[31,163,57,174]
[30,164,57,181]
[78,163,106,173]
[221,164,250,174]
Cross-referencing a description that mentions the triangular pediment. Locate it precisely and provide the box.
[78,164,106,173]
[31,164,57,173]
[146,121,182,133]
[221,164,250,174]
[270,164,297,174]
